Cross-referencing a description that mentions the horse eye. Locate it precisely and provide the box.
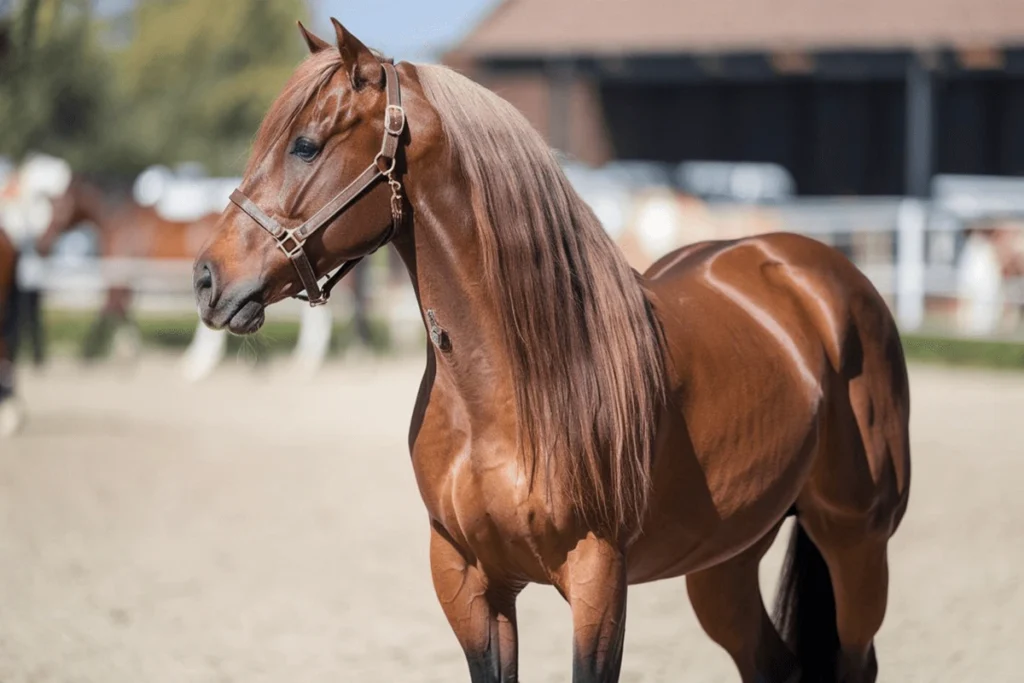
[291,137,321,162]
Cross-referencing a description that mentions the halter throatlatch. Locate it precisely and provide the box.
[229,62,406,307]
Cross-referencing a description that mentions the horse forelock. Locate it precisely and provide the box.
[415,63,666,533]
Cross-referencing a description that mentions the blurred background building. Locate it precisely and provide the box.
[448,0,1024,197]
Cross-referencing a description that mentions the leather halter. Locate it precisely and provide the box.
[229,62,406,307]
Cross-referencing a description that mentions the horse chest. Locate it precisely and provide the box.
[412,415,527,540]
[410,384,572,579]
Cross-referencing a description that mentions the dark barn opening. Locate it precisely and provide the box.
[599,80,908,195]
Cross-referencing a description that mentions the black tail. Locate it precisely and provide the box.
[773,521,839,682]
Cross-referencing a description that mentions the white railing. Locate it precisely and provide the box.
[20,173,1024,340]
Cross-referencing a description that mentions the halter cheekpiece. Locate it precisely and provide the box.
[229,62,406,307]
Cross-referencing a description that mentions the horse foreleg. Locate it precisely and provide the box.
[351,260,374,347]
[430,523,521,683]
[181,320,227,383]
[20,288,45,367]
[0,358,22,437]
[291,303,332,376]
[0,317,20,437]
[557,534,628,683]
[83,289,121,360]
[81,311,112,361]
[0,358,12,403]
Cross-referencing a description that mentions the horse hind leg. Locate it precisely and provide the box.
[687,521,798,683]
[776,346,909,682]
[774,515,889,683]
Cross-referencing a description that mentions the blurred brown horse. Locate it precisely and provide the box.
[37,174,380,359]
[36,175,219,359]
[194,21,911,683]
[0,224,19,433]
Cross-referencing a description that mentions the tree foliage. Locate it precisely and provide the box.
[0,0,115,170]
[111,0,308,174]
[0,0,309,175]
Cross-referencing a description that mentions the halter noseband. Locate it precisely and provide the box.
[228,62,406,307]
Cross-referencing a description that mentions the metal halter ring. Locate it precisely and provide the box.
[374,152,397,177]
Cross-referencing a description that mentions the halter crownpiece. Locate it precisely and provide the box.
[229,62,406,307]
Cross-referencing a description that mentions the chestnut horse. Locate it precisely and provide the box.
[194,21,910,683]
[0,224,20,435]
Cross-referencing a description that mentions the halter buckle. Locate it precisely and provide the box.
[384,105,406,136]
[276,230,305,258]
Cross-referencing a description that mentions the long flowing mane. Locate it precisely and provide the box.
[416,64,665,531]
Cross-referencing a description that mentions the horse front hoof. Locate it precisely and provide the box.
[111,326,143,363]
[0,399,25,438]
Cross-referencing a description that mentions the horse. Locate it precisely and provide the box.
[193,20,911,683]
[34,174,219,360]
[36,174,382,374]
[0,154,69,367]
[0,224,22,436]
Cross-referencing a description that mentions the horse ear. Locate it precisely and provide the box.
[330,17,383,91]
[297,21,330,54]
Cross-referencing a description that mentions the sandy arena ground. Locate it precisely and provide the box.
[0,354,1020,682]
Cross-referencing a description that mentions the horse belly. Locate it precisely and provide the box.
[628,235,835,582]
[626,309,824,581]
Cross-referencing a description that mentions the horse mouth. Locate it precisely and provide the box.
[227,299,266,335]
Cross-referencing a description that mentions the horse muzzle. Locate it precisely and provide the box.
[193,259,266,335]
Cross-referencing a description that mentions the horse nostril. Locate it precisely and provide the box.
[194,261,217,306]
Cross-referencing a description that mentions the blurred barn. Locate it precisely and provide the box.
[447,0,1024,197]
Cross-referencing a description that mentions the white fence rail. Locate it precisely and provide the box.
[19,173,1024,339]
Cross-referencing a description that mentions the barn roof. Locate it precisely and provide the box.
[453,0,1024,58]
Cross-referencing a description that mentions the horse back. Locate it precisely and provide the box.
[643,232,903,391]
[105,207,219,260]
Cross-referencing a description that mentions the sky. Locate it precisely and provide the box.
[85,0,499,64]
[307,0,499,63]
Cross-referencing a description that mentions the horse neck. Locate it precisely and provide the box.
[391,169,517,426]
